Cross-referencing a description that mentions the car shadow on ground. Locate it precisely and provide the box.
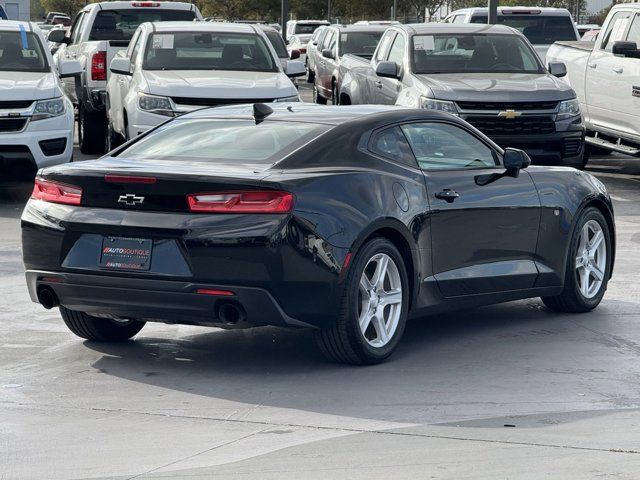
[83,297,640,424]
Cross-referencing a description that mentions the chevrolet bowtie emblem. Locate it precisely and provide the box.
[498,109,522,119]
[118,194,145,206]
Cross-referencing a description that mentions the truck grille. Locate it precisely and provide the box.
[465,116,556,136]
[456,101,558,111]
[0,100,33,109]
[0,118,28,132]
[171,97,275,107]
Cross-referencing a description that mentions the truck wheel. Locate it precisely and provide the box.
[78,103,107,155]
[313,84,327,105]
[60,307,146,342]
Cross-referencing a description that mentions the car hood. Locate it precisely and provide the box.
[0,71,60,101]
[143,70,297,100]
[415,72,575,103]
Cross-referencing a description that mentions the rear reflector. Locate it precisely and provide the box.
[187,191,294,214]
[196,289,235,296]
[105,175,157,184]
[40,276,64,283]
[91,51,107,81]
[131,2,160,6]
[31,178,82,206]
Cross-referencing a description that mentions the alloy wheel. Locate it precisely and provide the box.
[575,219,607,299]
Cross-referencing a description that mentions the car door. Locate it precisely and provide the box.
[59,11,86,102]
[376,31,405,105]
[401,121,541,297]
[615,13,640,138]
[113,30,142,136]
[316,29,336,97]
[370,29,396,102]
[585,10,634,134]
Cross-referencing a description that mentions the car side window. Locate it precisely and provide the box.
[374,31,395,63]
[401,123,498,170]
[369,126,418,167]
[626,14,640,44]
[69,12,85,44]
[321,30,334,50]
[386,33,405,66]
[327,30,337,53]
[600,11,633,51]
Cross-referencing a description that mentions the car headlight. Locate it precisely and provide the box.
[138,93,174,117]
[32,97,65,121]
[420,97,458,115]
[274,95,301,102]
[557,98,580,119]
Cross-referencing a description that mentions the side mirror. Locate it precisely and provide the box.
[58,59,82,78]
[47,29,67,44]
[375,61,399,79]
[322,48,335,59]
[290,49,300,60]
[612,41,639,58]
[503,148,531,176]
[548,61,567,78]
[285,59,306,77]
[110,56,132,76]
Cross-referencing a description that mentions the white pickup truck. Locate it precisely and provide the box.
[49,1,201,154]
[546,3,640,156]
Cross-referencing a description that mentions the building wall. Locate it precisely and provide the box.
[0,0,30,21]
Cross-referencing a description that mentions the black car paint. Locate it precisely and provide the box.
[22,105,614,330]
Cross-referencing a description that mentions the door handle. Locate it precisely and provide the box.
[613,67,623,74]
[375,80,383,88]
[435,189,460,202]
[587,62,597,69]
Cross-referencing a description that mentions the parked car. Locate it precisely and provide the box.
[547,3,640,157]
[50,15,71,27]
[258,24,292,70]
[43,11,66,24]
[306,25,329,82]
[106,22,304,149]
[47,26,69,55]
[340,23,587,168]
[287,34,312,65]
[0,21,80,178]
[286,19,330,40]
[353,20,401,26]
[313,24,386,104]
[50,1,202,154]
[443,7,579,62]
[22,103,615,364]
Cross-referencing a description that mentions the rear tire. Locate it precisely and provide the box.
[307,68,315,83]
[78,103,107,155]
[315,238,409,365]
[541,207,611,313]
[60,307,146,341]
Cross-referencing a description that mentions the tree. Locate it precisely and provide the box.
[39,0,84,17]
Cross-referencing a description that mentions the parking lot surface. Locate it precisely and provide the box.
[2,86,640,479]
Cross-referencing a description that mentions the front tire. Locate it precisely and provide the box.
[541,207,611,313]
[313,84,327,105]
[60,307,146,341]
[78,103,107,155]
[315,238,409,365]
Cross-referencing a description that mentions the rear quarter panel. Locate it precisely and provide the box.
[338,54,375,104]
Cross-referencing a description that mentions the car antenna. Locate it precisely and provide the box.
[253,103,273,124]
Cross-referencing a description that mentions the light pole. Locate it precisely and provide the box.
[488,0,498,24]
[392,0,397,21]
[281,0,289,39]
[328,0,331,22]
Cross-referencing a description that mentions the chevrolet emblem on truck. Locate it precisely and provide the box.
[497,109,522,119]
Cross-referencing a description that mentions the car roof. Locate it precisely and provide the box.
[84,1,196,11]
[400,23,519,35]
[330,25,390,33]
[0,20,36,32]
[451,6,573,15]
[149,21,260,33]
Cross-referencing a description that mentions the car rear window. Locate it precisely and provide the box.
[89,9,196,41]
[0,31,48,72]
[470,14,577,44]
[294,24,325,35]
[119,119,329,164]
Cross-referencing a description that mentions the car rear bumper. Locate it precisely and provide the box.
[26,270,313,329]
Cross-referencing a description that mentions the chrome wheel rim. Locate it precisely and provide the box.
[358,253,402,348]
[575,219,607,299]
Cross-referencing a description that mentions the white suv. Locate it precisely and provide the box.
[105,22,305,148]
[0,21,80,177]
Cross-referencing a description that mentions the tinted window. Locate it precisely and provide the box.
[401,123,497,170]
[340,32,384,58]
[265,31,288,59]
[370,127,417,167]
[0,32,48,72]
[294,23,325,35]
[387,33,405,65]
[470,14,578,43]
[121,120,329,164]
[0,5,6,19]
[89,9,196,42]
[412,34,541,74]
[627,14,640,44]
[375,31,395,62]
[321,30,335,50]
[144,32,277,72]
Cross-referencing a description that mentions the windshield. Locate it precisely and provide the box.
[294,24,326,35]
[411,33,542,74]
[265,31,288,59]
[340,31,384,58]
[89,9,196,42]
[120,119,329,164]
[0,31,49,72]
[470,15,577,44]
[144,32,278,72]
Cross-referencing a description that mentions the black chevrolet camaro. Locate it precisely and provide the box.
[22,104,615,364]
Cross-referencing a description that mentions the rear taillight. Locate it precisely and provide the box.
[105,175,157,184]
[31,178,82,206]
[187,191,294,214]
[91,51,107,81]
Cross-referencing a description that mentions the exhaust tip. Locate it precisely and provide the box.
[37,286,59,310]
[217,301,246,325]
